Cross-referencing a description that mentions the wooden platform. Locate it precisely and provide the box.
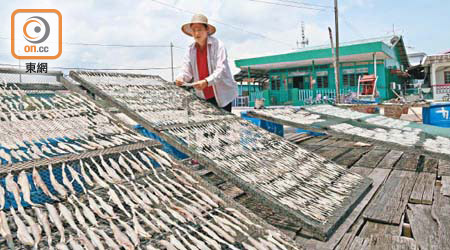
[186,133,449,249]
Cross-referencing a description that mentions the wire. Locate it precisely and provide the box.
[338,14,365,40]
[149,0,295,48]
[246,0,328,10]
[273,0,332,8]
[0,36,184,49]
[0,62,179,71]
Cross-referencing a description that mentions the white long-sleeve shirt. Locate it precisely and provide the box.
[176,36,238,107]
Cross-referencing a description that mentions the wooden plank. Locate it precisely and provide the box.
[299,144,322,152]
[395,152,421,171]
[359,221,401,238]
[335,217,366,250]
[348,235,418,250]
[316,146,351,161]
[334,233,353,250]
[297,135,329,145]
[292,135,314,143]
[350,166,374,177]
[438,159,450,177]
[431,185,450,249]
[295,168,391,250]
[335,148,371,167]
[423,158,439,174]
[348,236,369,250]
[312,137,339,146]
[195,169,212,176]
[407,204,440,250]
[353,147,389,168]
[217,182,244,199]
[440,176,450,196]
[202,172,226,186]
[364,170,417,224]
[376,150,403,169]
[409,172,435,204]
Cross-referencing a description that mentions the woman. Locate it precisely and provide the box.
[175,14,238,112]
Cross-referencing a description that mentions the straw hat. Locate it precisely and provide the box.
[181,14,216,36]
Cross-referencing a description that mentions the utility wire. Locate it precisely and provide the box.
[338,14,366,40]
[272,0,332,8]
[0,62,179,71]
[246,0,328,10]
[0,36,184,49]
[149,0,295,48]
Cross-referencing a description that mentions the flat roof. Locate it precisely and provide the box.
[235,36,409,71]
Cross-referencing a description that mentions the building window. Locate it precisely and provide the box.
[293,76,307,89]
[271,77,281,90]
[445,71,450,84]
[317,76,329,88]
[343,73,368,87]
[343,74,356,87]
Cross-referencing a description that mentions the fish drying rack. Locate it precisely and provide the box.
[0,68,300,249]
[71,70,373,241]
[247,106,450,161]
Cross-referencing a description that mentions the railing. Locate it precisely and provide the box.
[299,87,358,105]
[232,96,250,107]
[269,90,292,105]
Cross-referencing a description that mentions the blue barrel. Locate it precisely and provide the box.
[423,102,450,128]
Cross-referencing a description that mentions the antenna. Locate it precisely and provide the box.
[298,21,309,48]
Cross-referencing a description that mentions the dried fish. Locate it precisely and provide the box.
[0,210,14,249]
[68,235,85,250]
[169,234,189,250]
[34,207,52,248]
[88,190,117,218]
[86,193,110,219]
[67,164,87,193]
[96,228,121,250]
[69,198,90,229]
[120,153,145,173]
[109,157,131,181]
[58,203,81,232]
[61,163,76,194]
[79,160,95,187]
[56,243,70,250]
[132,208,160,233]
[33,166,59,201]
[0,183,5,209]
[5,172,22,207]
[45,203,66,243]
[19,206,42,249]
[159,240,177,250]
[77,231,96,250]
[48,164,68,199]
[109,219,135,250]
[11,207,34,246]
[118,218,140,246]
[108,188,131,218]
[84,161,109,188]
[87,228,105,250]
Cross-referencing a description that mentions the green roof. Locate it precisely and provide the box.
[235,36,409,70]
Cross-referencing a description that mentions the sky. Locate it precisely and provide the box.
[0,0,449,81]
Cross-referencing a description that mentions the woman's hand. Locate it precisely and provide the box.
[175,78,184,86]
[193,80,208,90]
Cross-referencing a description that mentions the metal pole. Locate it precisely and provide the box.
[170,42,174,82]
[334,0,340,103]
[373,53,377,76]
[328,27,339,103]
